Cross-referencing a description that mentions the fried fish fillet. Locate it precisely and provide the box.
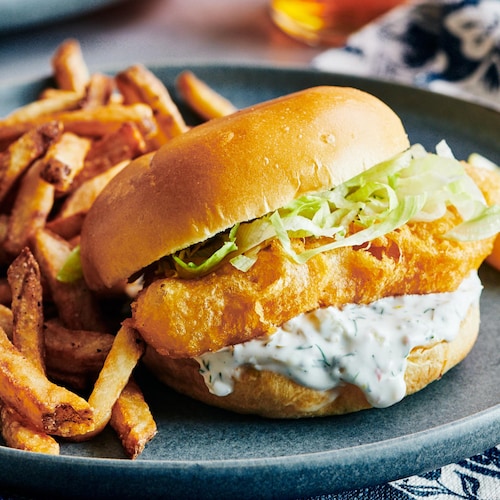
[132,205,494,358]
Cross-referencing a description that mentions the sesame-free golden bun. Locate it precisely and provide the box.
[143,304,479,418]
[80,86,409,291]
[78,85,491,419]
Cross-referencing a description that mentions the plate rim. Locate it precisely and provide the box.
[0,0,126,33]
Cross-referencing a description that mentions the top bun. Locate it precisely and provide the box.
[80,86,409,290]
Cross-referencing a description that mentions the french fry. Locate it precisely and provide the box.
[39,132,91,193]
[0,121,62,204]
[38,88,81,101]
[78,122,146,183]
[0,103,156,144]
[7,248,45,373]
[57,160,129,219]
[65,103,156,137]
[0,294,109,390]
[176,70,238,120]
[0,214,10,265]
[3,160,55,256]
[0,95,81,133]
[0,279,11,306]
[110,378,157,459]
[0,404,60,455]
[79,73,115,109]
[0,326,94,436]
[51,39,90,94]
[32,229,106,332]
[45,212,86,241]
[71,323,145,441]
[3,249,64,454]
[0,304,13,340]
[116,64,188,144]
[47,370,92,392]
[44,318,114,389]
[2,256,61,455]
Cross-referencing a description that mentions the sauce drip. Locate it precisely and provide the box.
[196,272,482,408]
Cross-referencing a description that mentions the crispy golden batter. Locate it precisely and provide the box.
[132,207,494,358]
[144,303,479,418]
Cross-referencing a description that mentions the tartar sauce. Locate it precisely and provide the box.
[196,272,482,408]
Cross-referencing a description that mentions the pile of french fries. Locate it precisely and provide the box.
[0,39,237,458]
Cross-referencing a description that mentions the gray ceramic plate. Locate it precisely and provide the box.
[0,65,499,500]
[0,0,124,33]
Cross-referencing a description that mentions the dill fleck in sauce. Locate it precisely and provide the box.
[196,272,482,408]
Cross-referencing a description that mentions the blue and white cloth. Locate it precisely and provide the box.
[320,445,500,499]
[313,1,500,498]
[314,0,500,111]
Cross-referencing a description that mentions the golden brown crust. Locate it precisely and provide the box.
[143,304,479,418]
[132,213,492,357]
[465,164,500,271]
[80,86,408,290]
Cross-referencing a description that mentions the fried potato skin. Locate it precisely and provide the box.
[0,327,94,436]
[0,404,60,454]
[132,209,494,358]
[110,378,157,459]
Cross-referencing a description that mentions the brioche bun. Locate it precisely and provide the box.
[143,304,479,418]
[79,85,488,420]
[80,86,408,290]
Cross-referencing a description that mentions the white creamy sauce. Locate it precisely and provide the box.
[196,272,482,408]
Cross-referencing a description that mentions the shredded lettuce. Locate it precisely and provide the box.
[172,224,239,278]
[171,142,500,278]
[56,245,83,283]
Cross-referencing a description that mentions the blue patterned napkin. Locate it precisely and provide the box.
[317,445,500,499]
[313,0,500,111]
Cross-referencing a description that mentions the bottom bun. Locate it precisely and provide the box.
[143,305,479,418]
